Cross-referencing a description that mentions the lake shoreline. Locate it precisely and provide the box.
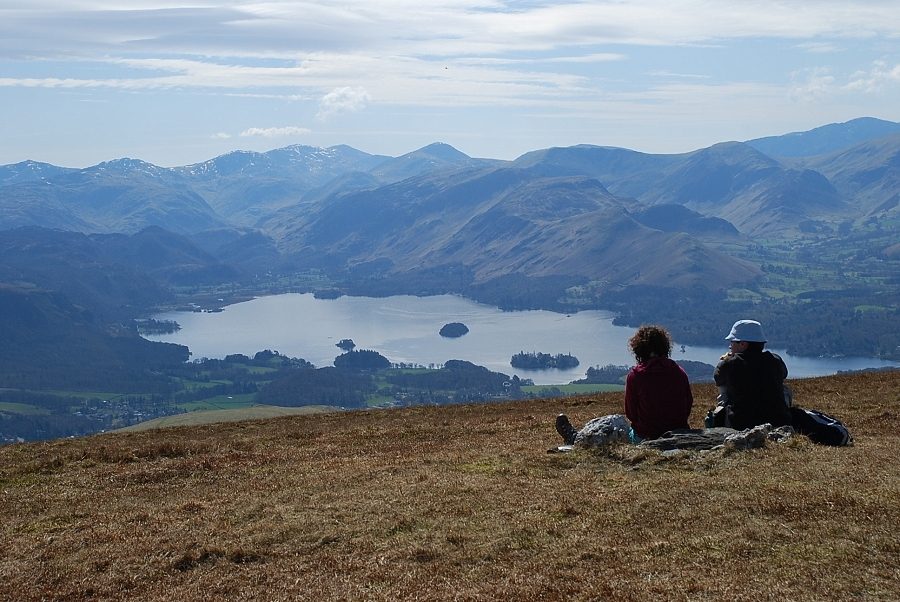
[145,293,899,385]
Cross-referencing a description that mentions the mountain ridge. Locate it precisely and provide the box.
[1,117,897,363]
[2,118,898,237]
[746,116,900,158]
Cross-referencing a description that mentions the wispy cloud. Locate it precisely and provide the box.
[2,2,899,108]
[647,70,711,79]
[2,1,899,166]
[458,54,626,66]
[796,41,842,54]
[239,126,311,138]
[4,2,900,60]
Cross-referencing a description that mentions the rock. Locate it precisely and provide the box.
[638,428,738,451]
[768,425,795,443]
[573,414,631,447]
[559,420,795,453]
[724,423,772,450]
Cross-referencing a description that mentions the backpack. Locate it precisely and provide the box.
[789,407,853,446]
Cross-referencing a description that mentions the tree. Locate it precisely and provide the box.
[439,322,469,338]
[336,338,356,353]
[333,349,390,370]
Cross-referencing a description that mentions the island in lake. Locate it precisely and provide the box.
[510,351,579,370]
[135,318,181,335]
[439,322,469,338]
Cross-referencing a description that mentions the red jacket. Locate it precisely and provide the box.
[624,357,693,440]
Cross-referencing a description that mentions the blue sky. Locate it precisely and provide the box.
[1,1,898,167]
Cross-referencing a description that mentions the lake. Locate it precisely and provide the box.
[144,293,898,385]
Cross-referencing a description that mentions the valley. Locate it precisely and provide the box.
[1,117,898,443]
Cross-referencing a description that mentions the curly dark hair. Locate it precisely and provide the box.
[628,325,673,364]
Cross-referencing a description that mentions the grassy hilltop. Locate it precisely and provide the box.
[1,371,898,601]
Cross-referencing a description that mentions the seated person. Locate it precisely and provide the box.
[713,319,792,430]
[623,325,693,442]
[556,325,693,444]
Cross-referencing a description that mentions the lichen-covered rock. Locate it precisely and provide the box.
[638,427,738,451]
[724,423,772,450]
[573,414,631,447]
[767,425,795,443]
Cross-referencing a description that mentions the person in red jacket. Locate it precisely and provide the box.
[623,325,693,442]
[555,325,693,445]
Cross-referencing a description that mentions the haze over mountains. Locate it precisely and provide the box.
[2,117,897,294]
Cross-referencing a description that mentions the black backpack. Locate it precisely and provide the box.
[790,407,853,446]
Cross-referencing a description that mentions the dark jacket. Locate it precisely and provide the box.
[714,348,790,430]
[624,357,693,440]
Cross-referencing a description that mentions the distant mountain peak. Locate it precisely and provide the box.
[277,144,322,154]
[0,160,75,185]
[408,142,470,161]
[87,158,168,178]
[366,142,481,184]
[687,140,779,166]
[93,157,158,169]
[746,116,900,158]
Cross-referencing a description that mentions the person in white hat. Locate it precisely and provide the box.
[712,319,792,430]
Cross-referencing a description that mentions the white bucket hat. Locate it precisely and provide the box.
[725,319,766,343]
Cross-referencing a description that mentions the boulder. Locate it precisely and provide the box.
[639,424,795,452]
[638,428,738,451]
[573,414,631,447]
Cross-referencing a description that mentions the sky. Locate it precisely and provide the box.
[1,1,899,168]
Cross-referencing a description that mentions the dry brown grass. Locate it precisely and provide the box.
[1,371,898,601]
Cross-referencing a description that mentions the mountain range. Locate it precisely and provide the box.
[0,115,897,403]
[2,117,898,294]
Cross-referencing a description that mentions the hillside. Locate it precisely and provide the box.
[0,284,188,392]
[801,133,900,218]
[270,166,759,288]
[2,119,898,294]
[0,227,235,317]
[2,371,898,601]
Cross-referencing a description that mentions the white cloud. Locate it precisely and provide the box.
[316,86,371,120]
[239,126,310,138]
[845,60,900,93]
[790,68,836,102]
[211,132,232,139]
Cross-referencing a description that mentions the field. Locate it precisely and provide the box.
[115,404,339,432]
[522,383,625,395]
[1,370,898,601]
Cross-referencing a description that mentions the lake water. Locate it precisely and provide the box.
[144,293,898,385]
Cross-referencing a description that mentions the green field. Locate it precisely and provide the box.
[116,404,339,432]
[177,394,257,412]
[522,383,624,395]
[0,402,49,415]
[44,391,126,400]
